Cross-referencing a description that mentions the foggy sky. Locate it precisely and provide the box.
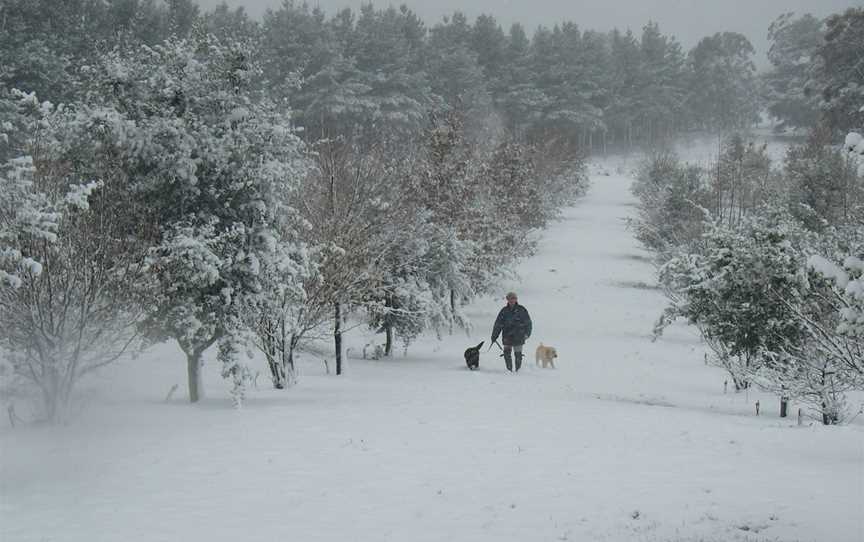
[196,0,858,67]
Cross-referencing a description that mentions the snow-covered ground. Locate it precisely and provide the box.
[2,154,862,542]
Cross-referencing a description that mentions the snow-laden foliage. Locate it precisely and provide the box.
[0,94,153,420]
[817,8,864,133]
[808,252,864,339]
[688,32,759,130]
[755,226,864,424]
[0,156,57,289]
[66,35,312,404]
[366,210,475,348]
[763,13,824,131]
[785,129,863,231]
[805,226,864,351]
[630,151,712,256]
[656,209,808,391]
[656,206,863,423]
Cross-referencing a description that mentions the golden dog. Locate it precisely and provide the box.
[535,343,558,368]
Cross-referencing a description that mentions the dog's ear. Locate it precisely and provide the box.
[477,341,484,349]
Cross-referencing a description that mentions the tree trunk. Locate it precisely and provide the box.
[264,321,285,389]
[186,350,203,403]
[287,331,297,378]
[449,289,456,335]
[267,350,285,389]
[780,387,788,417]
[821,404,835,425]
[334,302,342,375]
[285,339,295,384]
[385,324,393,357]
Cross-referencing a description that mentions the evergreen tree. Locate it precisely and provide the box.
[657,209,809,391]
[785,128,862,231]
[764,13,824,131]
[687,32,760,132]
[74,35,311,404]
[637,22,686,144]
[817,8,864,133]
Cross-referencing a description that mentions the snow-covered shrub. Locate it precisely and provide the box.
[785,129,862,231]
[657,207,862,423]
[0,98,150,421]
[630,150,713,256]
[656,208,809,391]
[754,227,864,424]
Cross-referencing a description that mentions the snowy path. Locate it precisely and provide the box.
[2,163,863,542]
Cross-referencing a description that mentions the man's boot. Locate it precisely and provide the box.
[503,350,513,372]
[515,351,523,372]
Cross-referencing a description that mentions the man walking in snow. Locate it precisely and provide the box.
[491,291,532,372]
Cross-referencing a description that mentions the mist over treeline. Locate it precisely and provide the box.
[2,0,862,151]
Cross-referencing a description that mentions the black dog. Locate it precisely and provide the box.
[464,341,484,370]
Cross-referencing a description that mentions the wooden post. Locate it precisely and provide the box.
[755,401,760,416]
[334,302,342,375]
[780,397,788,418]
[797,408,803,426]
[724,380,728,394]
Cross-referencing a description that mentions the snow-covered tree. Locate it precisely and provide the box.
[365,207,473,353]
[527,23,609,145]
[712,134,774,227]
[630,151,713,255]
[0,92,150,421]
[805,230,864,374]
[686,32,760,132]
[786,128,862,231]
[635,22,687,145]
[656,209,809,391]
[290,139,406,373]
[426,12,497,144]
[74,35,310,404]
[605,28,643,148]
[201,2,259,42]
[763,12,824,132]
[756,249,863,424]
[817,8,864,134]
[240,233,314,389]
[747,223,863,424]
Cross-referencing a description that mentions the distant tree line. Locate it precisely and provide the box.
[1,0,769,154]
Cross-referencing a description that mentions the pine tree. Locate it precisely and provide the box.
[687,32,760,132]
[764,13,824,131]
[817,8,864,134]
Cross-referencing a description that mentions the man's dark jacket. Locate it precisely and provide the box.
[491,303,532,346]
